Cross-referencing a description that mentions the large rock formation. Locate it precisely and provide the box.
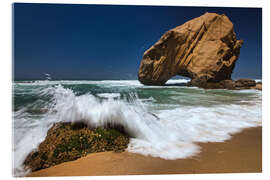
[138,12,243,85]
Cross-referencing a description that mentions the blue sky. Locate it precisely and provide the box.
[13,3,262,80]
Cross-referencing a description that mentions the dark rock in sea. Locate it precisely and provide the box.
[187,78,262,90]
[138,12,243,85]
[235,79,256,88]
[219,79,235,89]
[24,122,129,172]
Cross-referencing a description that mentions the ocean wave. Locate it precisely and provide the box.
[97,93,121,99]
[14,79,190,88]
[12,83,262,176]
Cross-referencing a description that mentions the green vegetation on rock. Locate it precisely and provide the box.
[24,122,129,171]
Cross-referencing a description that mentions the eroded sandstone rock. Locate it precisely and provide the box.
[138,12,243,85]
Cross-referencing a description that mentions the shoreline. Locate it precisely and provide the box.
[29,126,262,177]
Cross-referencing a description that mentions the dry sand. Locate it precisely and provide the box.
[29,127,262,177]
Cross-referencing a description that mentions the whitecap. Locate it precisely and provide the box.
[97,93,121,99]
[12,83,262,176]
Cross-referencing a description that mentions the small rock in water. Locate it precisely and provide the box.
[235,79,256,88]
[187,78,261,90]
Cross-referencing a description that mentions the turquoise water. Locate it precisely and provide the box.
[13,79,260,110]
[12,79,262,176]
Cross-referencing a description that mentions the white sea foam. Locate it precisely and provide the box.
[15,79,190,88]
[97,93,121,99]
[13,83,262,176]
[255,79,262,83]
[140,96,157,103]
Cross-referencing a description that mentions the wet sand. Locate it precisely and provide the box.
[29,127,262,177]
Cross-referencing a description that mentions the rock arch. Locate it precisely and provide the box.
[138,12,243,85]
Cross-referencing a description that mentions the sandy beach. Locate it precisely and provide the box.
[29,127,262,177]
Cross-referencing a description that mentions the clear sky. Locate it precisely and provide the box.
[13,3,262,80]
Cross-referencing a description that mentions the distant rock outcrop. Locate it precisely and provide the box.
[138,12,243,85]
[187,79,262,90]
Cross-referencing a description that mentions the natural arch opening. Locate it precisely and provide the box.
[164,75,191,86]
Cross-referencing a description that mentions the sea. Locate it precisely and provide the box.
[12,79,262,176]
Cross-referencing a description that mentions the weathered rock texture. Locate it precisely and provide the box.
[138,12,243,85]
[24,122,129,172]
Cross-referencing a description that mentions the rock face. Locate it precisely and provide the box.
[138,12,243,85]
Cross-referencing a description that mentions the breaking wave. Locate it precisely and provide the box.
[13,81,262,176]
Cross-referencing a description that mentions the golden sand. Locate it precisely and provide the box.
[29,127,262,177]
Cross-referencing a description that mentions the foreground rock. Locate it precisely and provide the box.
[24,122,129,172]
[187,78,262,90]
[138,12,243,85]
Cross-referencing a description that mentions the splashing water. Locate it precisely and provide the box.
[12,79,262,176]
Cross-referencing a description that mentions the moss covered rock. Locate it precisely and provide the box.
[24,122,129,172]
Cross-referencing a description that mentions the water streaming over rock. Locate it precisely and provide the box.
[12,79,262,176]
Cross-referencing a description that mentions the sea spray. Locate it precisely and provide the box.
[12,80,262,176]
